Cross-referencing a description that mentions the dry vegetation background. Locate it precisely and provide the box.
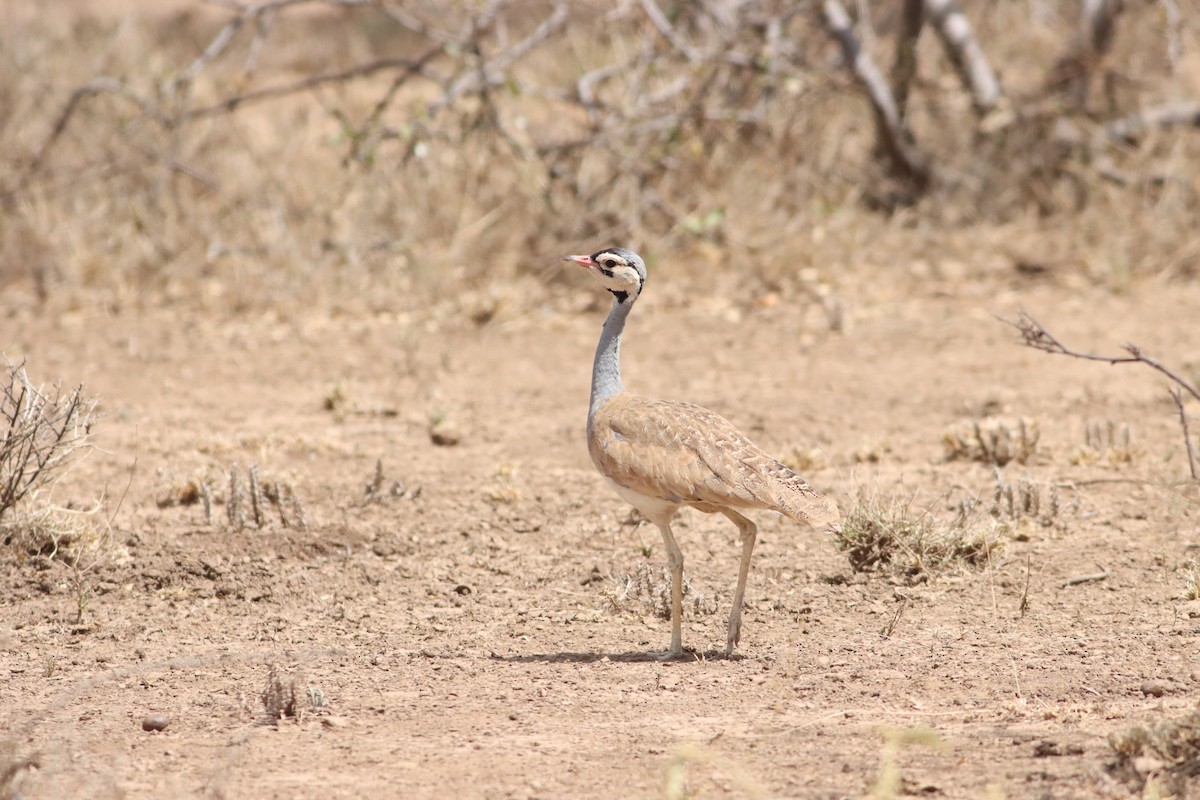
[2,0,1200,798]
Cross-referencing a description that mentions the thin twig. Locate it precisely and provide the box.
[1007,311,1200,482]
[1171,388,1199,481]
[1008,311,1200,404]
[1060,569,1108,588]
[183,53,442,121]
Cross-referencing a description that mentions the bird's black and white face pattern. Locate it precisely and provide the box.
[562,247,647,304]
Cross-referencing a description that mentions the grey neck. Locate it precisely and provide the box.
[589,296,632,419]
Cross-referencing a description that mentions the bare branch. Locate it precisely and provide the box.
[1106,101,1200,143]
[891,0,924,120]
[1006,311,1200,481]
[923,0,1000,114]
[1048,0,1123,106]
[182,52,442,121]
[821,0,931,188]
[1171,388,1198,481]
[30,78,169,172]
[639,0,703,63]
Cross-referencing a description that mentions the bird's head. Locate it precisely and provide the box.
[563,247,646,305]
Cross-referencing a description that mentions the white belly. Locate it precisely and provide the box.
[604,477,680,524]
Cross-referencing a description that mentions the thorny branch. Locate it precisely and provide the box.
[17,0,1200,221]
[1008,311,1200,480]
[0,360,98,523]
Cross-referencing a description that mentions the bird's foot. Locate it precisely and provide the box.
[725,617,742,657]
[652,644,688,662]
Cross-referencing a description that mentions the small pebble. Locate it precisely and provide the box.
[429,420,462,447]
[141,714,170,732]
[1140,680,1166,698]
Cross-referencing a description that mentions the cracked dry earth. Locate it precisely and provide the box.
[2,278,1200,799]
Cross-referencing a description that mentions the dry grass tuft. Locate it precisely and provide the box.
[836,490,1002,579]
[0,360,97,524]
[261,664,326,723]
[483,462,522,504]
[224,463,307,530]
[2,502,125,624]
[1070,419,1142,466]
[605,562,718,621]
[1179,562,1200,602]
[990,468,1061,532]
[1109,709,1200,796]
[0,740,40,800]
[943,418,1040,467]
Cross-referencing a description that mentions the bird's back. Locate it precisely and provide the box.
[588,393,839,526]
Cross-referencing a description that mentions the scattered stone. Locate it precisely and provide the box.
[1140,680,1167,698]
[430,419,462,447]
[141,713,170,732]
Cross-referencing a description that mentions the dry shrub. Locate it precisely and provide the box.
[943,417,1040,467]
[836,490,1001,579]
[1,3,1199,319]
[2,503,124,623]
[1109,709,1200,798]
[989,468,1061,533]
[0,360,96,523]
[1180,562,1200,602]
[1069,419,1142,467]
[605,562,718,621]
[261,664,326,723]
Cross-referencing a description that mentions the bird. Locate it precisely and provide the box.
[563,247,840,658]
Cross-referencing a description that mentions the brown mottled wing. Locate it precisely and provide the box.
[588,394,839,525]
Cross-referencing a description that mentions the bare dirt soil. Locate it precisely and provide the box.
[3,274,1200,799]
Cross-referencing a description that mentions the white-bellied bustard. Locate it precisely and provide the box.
[564,247,839,658]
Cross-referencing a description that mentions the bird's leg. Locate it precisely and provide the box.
[655,521,685,658]
[721,509,757,656]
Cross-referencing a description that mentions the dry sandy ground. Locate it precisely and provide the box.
[2,271,1200,799]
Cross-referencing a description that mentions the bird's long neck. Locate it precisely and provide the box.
[589,296,632,418]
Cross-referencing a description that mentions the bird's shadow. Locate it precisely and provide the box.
[489,649,745,664]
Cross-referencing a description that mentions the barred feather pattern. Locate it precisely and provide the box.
[588,393,840,526]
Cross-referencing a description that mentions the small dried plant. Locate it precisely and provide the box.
[0,359,97,523]
[1109,709,1200,796]
[261,664,326,723]
[605,562,718,620]
[990,468,1061,531]
[4,501,123,624]
[1070,419,1140,466]
[1179,561,1200,602]
[483,462,522,504]
[224,463,307,530]
[943,417,1040,466]
[836,489,1002,579]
